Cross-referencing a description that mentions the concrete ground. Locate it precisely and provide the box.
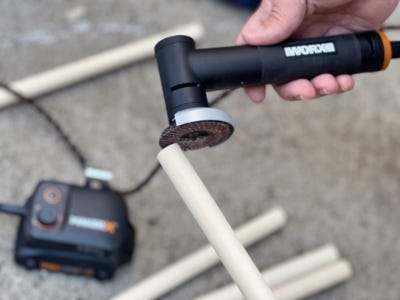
[0,1,399,299]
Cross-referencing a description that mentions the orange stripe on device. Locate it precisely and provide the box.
[377,30,392,70]
[40,261,61,272]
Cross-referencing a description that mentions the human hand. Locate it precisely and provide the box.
[237,0,399,102]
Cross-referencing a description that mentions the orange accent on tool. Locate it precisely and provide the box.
[377,30,392,70]
[40,261,62,272]
[43,187,62,204]
[104,220,118,234]
[83,268,95,276]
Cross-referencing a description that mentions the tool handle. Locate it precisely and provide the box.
[189,31,392,90]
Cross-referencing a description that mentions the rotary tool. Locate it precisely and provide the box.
[155,30,400,151]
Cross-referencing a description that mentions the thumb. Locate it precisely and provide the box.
[237,0,307,46]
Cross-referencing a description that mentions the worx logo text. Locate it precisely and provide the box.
[284,43,336,57]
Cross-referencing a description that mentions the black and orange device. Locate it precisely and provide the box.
[0,181,135,280]
[155,31,400,150]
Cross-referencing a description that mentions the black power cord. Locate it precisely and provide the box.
[0,203,27,216]
[0,82,87,169]
[382,25,400,31]
[0,83,234,196]
[392,41,400,58]
[209,89,234,106]
[381,25,400,58]
[119,163,162,196]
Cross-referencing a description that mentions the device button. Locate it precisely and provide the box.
[37,206,59,226]
[43,187,62,204]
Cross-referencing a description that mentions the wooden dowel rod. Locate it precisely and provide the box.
[273,260,352,300]
[156,143,275,300]
[112,207,286,300]
[195,244,340,300]
[200,260,353,300]
[0,22,204,108]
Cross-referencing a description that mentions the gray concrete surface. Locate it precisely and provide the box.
[0,1,399,299]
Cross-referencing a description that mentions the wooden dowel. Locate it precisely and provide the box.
[0,22,204,108]
[156,143,275,300]
[195,244,340,300]
[112,207,286,300]
[273,260,352,300]
[200,260,353,300]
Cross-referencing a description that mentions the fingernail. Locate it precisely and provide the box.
[318,89,330,96]
[251,96,265,103]
[290,95,306,101]
[340,86,352,93]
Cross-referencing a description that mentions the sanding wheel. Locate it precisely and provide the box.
[159,107,234,151]
[159,121,234,151]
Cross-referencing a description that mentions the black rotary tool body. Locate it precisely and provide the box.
[155,31,400,150]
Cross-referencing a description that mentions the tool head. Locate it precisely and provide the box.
[159,107,234,151]
[155,36,234,150]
